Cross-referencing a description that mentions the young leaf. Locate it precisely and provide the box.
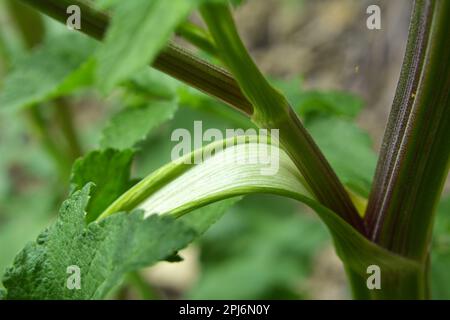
[97,0,199,90]
[70,149,135,222]
[271,78,364,120]
[307,117,377,197]
[2,143,241,299]
[295,91,364,121]
[0,33,96,112]
[18,0,253,115]
[100,100,178,150]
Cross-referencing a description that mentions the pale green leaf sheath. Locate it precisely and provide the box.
[98,136,420,299]
[98,135,307,219]
[199,3,364,232]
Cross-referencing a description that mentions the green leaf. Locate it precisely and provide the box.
[296,91,364,120]
[70,149,135,222]
[178,86,254,129]
[271,77,375,196]
[96,137,419,294]
[271,77,364,120]
[100,100,178,150]
[18,0,253,115]
[96,0,199,90]
[0,189,55,277]
[1,184,198,299]
[0,33,96,112]
[306,117,377,197]
[431,196,450,299]
[2,147,239,299]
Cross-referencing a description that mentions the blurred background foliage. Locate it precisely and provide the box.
[0,0,448,299]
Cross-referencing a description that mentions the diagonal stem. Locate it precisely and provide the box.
[19,0,253,116]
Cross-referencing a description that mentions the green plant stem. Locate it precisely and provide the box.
[19,0,253,116]
[200,3,365,233]
[365,0,450,262]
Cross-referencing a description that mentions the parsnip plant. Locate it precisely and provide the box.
[0,0,449,299]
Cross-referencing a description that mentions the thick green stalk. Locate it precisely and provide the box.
[200,3,364,233]
[365,0,450,262]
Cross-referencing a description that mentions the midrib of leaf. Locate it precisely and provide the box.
[366,0,450,260]
[98,135,310,219]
